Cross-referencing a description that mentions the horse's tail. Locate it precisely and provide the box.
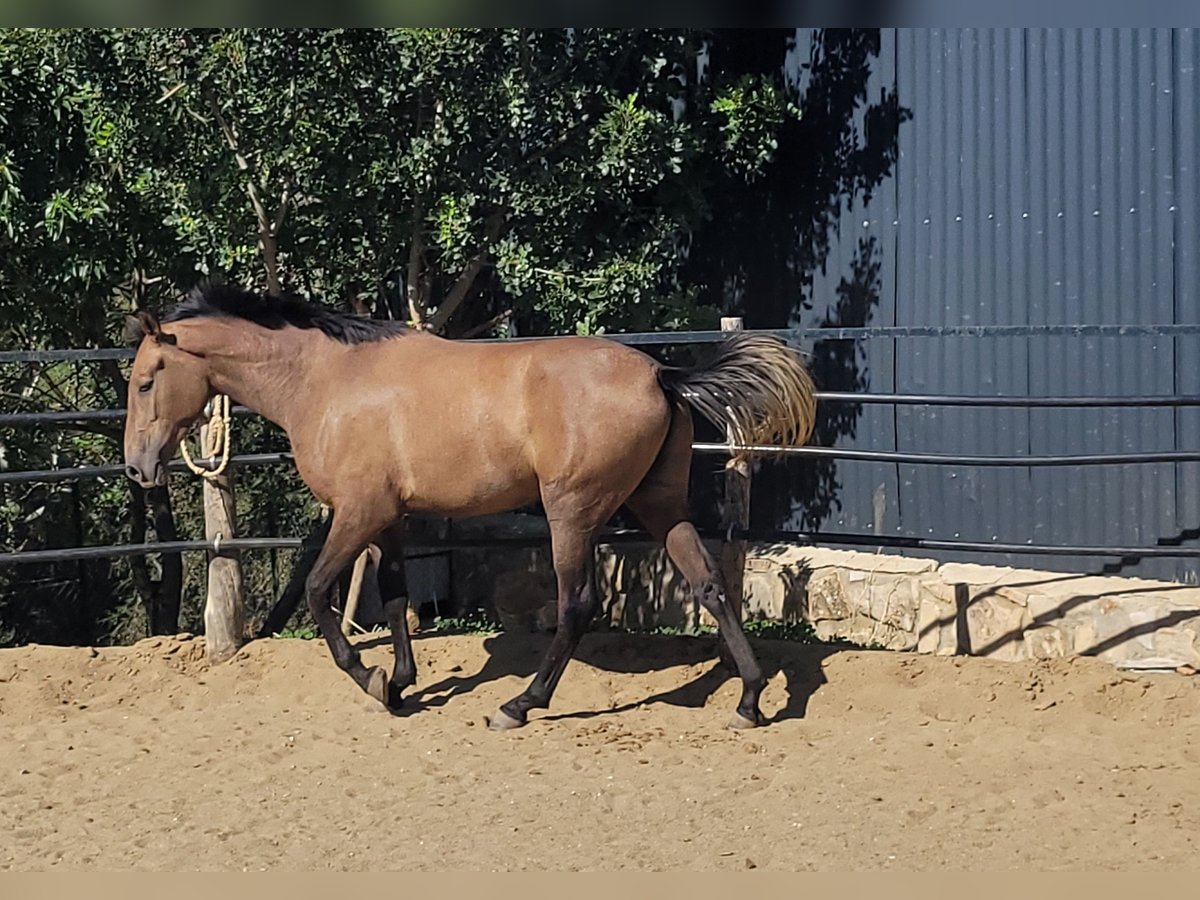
[656,332,817,462]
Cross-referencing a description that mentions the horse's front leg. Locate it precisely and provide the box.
[374,524,417,709]
[305,511,393,707]
[489,525,599,730]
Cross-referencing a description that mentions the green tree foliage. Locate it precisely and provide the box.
[0,28,904,647]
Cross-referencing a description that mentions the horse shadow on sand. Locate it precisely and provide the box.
[356,628,840,726]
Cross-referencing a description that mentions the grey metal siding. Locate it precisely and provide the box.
[795,28,1200,581]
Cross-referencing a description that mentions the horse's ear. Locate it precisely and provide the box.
[136,309,160,337]
[126,309,177,346]
[123,314,147,345]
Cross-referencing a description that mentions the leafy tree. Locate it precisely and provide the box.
[124,27,807,336]
[0,29,190,640]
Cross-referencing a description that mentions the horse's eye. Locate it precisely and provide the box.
[138,381,153,393]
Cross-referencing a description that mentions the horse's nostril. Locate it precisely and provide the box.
[124,464,141,482]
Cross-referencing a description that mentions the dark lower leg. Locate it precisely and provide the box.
[665,522,766,726]
[305,518,388,702]
[496,554,597,726]
[372,533,415,679]
[384,595,415,687]
[377,541,416,708]
[695,579,766,725]
[308,585,380,695]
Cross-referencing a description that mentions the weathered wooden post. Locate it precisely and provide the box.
[716,316,750,628]
[199,402,245,663]
[340,548,372,636]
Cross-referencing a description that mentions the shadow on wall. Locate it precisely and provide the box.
[683,28,911,532]
[945,575,1200,662]
[745,545,814,624]
[781,236,883,532]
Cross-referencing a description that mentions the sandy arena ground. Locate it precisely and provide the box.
[1,629,1198,871]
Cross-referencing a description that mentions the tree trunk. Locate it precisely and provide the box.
[146,485,181,634]
[257,512,330,638]
[127,483,157,630]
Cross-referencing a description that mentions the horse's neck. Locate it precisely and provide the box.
[198,326,321,435]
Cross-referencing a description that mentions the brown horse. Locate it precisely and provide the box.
[123,285,816,729]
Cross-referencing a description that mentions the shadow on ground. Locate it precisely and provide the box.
[358,629,841,725]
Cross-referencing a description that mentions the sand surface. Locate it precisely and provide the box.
[1,630,1198,871]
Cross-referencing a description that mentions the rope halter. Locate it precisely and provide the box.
[180,395,232,479]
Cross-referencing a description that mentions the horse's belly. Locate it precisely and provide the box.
[399,453,540,518]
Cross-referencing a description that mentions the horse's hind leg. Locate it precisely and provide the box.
[489,519,601,730]
[674,521,765,728]
[374,524,417,709]
[630,493,767,728]
[305,510,394,707]
[623,402,767,728]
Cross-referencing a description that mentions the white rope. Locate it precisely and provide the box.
[180,395,232,479]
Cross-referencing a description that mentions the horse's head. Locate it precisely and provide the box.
[122,310,211,488]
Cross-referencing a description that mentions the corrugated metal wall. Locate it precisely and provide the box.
[796,28,1200,582]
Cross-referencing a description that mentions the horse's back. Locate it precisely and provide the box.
[310,334,671,516]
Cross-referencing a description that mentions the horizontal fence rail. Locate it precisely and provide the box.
[9,443,1200,488]
[691,445,1200,466]
[10,393,1200,429]
[0,406,261,427]
[0,452,295,486]
[814,392,1200,408]
[5,526,1200,567]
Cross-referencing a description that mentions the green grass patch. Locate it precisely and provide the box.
[429,612,502,635]
[271,608,829,647]
[740,617,820,643]
[271,626,319,640]
[621,618,819,644]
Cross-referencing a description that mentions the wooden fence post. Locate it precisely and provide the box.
[200,403,245,663]
[340,549,371,636]
[716,316,751,628]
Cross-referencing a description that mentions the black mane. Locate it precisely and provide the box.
[162,284,411,345]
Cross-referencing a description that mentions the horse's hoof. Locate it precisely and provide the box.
[385,681,406,712]
[486,709,525,731]
[365,666,389,706]
[728,710,765,730]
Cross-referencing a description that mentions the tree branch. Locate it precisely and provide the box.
[127,483,155,621]
[405,200,426,327]
[459,308,513,340]
[402,89,432,327]
[271,181,291,238]
[522,114,592,167]
[427,211,507,334]
[208,93,286,295]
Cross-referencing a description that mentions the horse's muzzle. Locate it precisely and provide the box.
[124,460,165,489]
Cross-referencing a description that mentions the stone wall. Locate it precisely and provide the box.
[451,541,707,633]
[460,538,1200,670]
[742,545,1200,669]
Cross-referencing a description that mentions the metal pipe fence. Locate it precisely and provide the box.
[4,327,1200,566]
